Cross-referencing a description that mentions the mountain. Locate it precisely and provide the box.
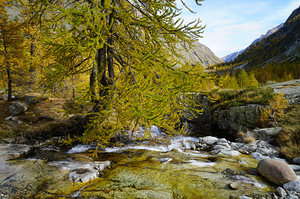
[222,23,284,62]
[177,41,224,67]
[221,5,300,69]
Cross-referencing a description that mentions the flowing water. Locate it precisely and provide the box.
[0,135,277,199]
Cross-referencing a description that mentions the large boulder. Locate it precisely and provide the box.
[8,101,28,116]
[252,127,282,144]
[257,159,297,185]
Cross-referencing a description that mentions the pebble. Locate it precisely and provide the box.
[229,183,239,190]
[276,187,287,197]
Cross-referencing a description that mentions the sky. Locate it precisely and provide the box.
[175,0,300,58]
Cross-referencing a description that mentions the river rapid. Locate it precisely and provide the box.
[0,128,278,199]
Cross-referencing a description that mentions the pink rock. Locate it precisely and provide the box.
[257,159,297,186]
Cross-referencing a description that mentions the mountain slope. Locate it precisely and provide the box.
[177,41,223,67]
[222,23,284,62]
[228,5,300,69]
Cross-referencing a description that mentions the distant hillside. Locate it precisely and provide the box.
[222,23,283,62]
[217,5,300,70]
[177,41,223,67]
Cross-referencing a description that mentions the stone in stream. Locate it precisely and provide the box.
[275,187,287,197]
[283,180,300,192]
[49,160,111,183]
[257,159,298,185]
[199,136,218,145]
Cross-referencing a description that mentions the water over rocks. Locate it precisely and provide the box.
[2,132,300,198]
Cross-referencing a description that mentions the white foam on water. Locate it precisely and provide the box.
[104,135,201,153]
[188,160,216,167]
[67,145,93,154]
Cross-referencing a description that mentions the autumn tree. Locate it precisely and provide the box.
[28,0,212,147]
[0,0,30,101]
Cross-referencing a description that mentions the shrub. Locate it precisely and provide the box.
[243,136,255,144]
[260,92,288,127]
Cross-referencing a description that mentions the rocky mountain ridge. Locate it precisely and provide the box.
[178,41,224,67]
[222,23,284,62]
[230,5,300,69]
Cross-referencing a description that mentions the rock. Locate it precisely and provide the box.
[276,187,287,197]
[199,136,218,145]
[229,183,238,190]
[292,157,300,165]
[283,180,300,192]
[230,142,244,150]
[8,101,28,116]
[215,149,241,156]
[252,128,282,144]
[257,159,298,185]
[238,196,253,199]
[239,143,257,153]
[289,164,300,171]
[213,144,230,150]
[24,94,48,105]
[272,193,278,199]
[159,158,173,164]
[24,95,37,105]
[49,160,110,183]
[213,104,263,137]
[217,138,228,144]
[3,94,15,100]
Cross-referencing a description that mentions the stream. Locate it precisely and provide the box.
[0,129,278,199]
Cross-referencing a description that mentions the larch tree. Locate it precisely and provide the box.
[28,0,215,148]
[0,0,30,101]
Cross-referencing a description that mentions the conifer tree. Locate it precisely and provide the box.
[237,70,249,88]
[0,0,29,100]
[28,0,211,146]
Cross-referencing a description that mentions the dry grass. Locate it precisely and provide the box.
[243,136,255,144]
[277,105,300,159]
[236,132,244,139]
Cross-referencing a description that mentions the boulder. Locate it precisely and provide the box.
[213,104,263,137]
[252,127,282,144]
[8,101,28,116]
[257,159,298,185]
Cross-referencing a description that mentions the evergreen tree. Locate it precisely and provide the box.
[28,0,210,146]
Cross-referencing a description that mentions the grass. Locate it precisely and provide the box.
[277,105,300,159]
[0,123,30,141]
[210,86,275,112]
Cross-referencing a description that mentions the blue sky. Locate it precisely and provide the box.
[176,0,300,58]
